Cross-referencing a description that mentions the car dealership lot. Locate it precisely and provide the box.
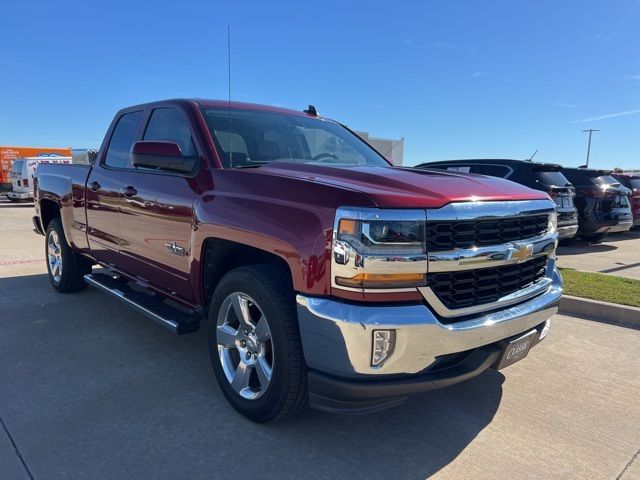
[1,197,639,480]
[557,231,640,280]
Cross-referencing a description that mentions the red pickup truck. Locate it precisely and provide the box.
[33,99,562,422]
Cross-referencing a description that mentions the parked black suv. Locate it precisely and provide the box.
[561,168,633,242]
[416,159,579,240]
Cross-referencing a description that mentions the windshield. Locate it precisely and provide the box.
[201,108,389,168]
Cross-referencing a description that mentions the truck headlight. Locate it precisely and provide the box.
[332,208,428,290]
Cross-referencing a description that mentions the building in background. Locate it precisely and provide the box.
[1,146,71,191]
[355,131,404,166]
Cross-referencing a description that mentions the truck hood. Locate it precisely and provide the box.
[255,162,549,208]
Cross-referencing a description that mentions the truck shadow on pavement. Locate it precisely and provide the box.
[557,242,617,255]
[0,273,504,480]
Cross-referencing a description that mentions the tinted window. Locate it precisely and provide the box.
[144,108,197,157]
[201,108,388,168]
[444,165,471,173]
[475,165,511,177]
[534,171,571,187]
[443,164,509,177]
[593,175,621,186]
[562,170,590,186]
[104,111,143,168]
[629,179,640,190]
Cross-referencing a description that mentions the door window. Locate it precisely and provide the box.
[104,111,143,168]
[143,108,197,157]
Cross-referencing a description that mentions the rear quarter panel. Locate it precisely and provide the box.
[35,164,92,251]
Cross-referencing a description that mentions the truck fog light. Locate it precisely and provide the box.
[539,320,551,340]
[372,330,396,367]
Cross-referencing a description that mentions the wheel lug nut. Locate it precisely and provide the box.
[246,352,251,360]
[243,329,249,335]
[240,340,246,347]
[253,353,258,360]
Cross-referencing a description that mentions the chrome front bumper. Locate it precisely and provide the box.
[297,260,562,378]
[557,224,579,240]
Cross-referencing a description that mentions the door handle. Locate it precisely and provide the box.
[120,186,138,197]
[89,181,101,191]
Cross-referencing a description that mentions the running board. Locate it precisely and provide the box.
[84,273,201,335]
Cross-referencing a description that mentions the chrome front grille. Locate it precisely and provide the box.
[427,256,548,310]
[425,215,549,251]
[420,199,558,318]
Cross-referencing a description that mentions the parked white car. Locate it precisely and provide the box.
[8,156,72,201]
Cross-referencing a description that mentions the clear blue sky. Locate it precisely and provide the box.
[1,0,639,169]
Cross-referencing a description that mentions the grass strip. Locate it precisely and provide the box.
[560,268,640,308]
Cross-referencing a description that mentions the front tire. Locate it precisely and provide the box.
[207,265,307,423]
[45,218,91,293]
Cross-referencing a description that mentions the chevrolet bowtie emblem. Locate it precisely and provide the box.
[512,244,534,262]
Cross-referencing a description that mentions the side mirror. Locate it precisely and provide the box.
[130,141,197,173]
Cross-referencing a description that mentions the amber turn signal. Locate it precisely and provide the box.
[335,272,426,288]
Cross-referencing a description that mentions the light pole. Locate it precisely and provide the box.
[581,129,600,168]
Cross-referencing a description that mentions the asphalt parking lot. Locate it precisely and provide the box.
[1,197,639,480]
[557,231,640,280]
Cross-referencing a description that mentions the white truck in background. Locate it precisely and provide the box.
[8,156,72,201]
[8,149,97,201]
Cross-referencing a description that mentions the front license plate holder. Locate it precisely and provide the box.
[494,329,537,370]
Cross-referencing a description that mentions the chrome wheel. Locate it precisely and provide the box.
[47,230,63,283]
[216,292,273,400]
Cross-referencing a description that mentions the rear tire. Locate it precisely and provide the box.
[45,218,91,293]
[207,265,307,423]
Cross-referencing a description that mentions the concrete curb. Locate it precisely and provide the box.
[559,295,640,329]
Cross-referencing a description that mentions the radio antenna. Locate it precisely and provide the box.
[227,26,231,106]
[528,148,539,161]
[227,26,233,167]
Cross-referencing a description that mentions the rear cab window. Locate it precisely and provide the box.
[104,111,143,168]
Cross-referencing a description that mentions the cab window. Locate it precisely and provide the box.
[143,108,197,158]
[104,111,143,168]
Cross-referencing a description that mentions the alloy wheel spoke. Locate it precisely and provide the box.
[231,294,252,327]
[216,325,238,347]
[254,315,270,342]
[230,362,252,393]
[255,356,272,388]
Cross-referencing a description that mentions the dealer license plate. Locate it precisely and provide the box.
[494,330,537,369]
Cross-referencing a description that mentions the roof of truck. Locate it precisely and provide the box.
[121,98,314,118]
[194,99,311,117]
